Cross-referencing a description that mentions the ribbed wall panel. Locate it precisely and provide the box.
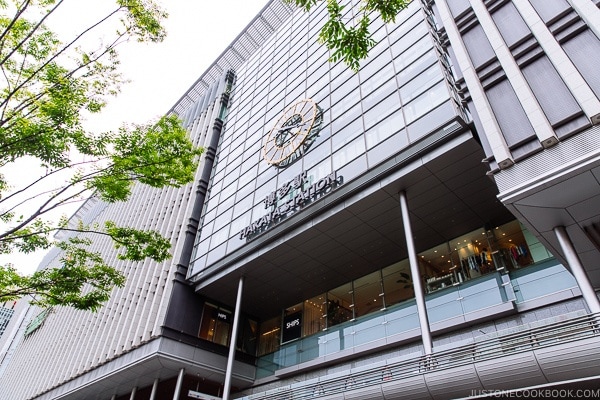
[380,375,430,400]
[535,336,600,381]
[495,125,600,198]
[128,184,178,347]
[475,352,547,390]
[424,364,484,398]
[344,386,384,400]
[0,82,225,399]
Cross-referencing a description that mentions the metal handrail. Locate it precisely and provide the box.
[242,312,599,400]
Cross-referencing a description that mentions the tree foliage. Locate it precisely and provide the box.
[0,0,203,311]
[286,0,410,71]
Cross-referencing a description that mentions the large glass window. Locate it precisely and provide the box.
[327,283,353,327]
[400,63,443,104]
[403,81,449,124]
[363,92,402,129]
[419,221,541,294]
[238,318,258,355]
[365,111,404,149]
[258,316,281,356]
[253,220,554,359]
[199,303,232,346]
[353,271,384,318]
[382,259,414,307]
[304,294,326,336]
[332,136,365,170]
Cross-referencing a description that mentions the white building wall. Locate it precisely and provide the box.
[0,86,225,400]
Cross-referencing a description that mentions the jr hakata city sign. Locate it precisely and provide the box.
[239,171,343,240]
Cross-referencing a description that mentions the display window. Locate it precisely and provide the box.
[304,295,326,336]
[382,259,414,307]
[419,220,542,293]
[353,271,385,317]
[326,283,354,327]
[257,316,281,356]
[255,220,553,357]
[198,303,232,346]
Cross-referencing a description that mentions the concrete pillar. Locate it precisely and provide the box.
[149,378,159,400]
[173,368,185,400]
[554,226,600,314]
[223,276,245,400]
[399,191,433,354]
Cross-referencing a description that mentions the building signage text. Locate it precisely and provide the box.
[239,170,343,240]
[282,311,303,343]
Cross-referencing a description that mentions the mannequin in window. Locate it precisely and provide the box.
[480,248,489,273]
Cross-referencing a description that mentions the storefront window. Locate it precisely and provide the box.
[382,259,414,306]
[199,303,232,347]
[327,283,354,327]
[487,220,537,270]
[255,220,551,357]
[419,220,540,294]
[304,294,326,336]
[238,318,258,355]
[353,271,384,318]
[258,316,281,356]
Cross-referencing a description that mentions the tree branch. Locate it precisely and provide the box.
[0,0,65,69]
[0,157,109,211]
[0,0,33,53]
[0,5,124,111]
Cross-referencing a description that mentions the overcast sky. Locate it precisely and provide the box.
[88,0,270,132]
[1,0,270,275]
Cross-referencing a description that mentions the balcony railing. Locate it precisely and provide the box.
[243,312,600,399]
[257,272,511,378]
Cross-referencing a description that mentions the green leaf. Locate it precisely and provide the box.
[0,0,199,312]
[288,0,410,71]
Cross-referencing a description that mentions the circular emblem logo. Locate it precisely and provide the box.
[262,99,323,168]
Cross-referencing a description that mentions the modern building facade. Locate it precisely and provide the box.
[0,302,16,339]
[1,0,600,399]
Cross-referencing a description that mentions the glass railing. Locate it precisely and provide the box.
[426,272,509,324]
[256,301,420,378]
[257,274,509,378]
[510,259,577,303]
[256,262,578,378]
[248,312,600,400]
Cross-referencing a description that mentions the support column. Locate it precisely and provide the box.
[554,226,600,314]
[149,378,159,400]
[173,368,185,400]
[129,387,137,400]
[223,276,245,400]
[399,192,433,354]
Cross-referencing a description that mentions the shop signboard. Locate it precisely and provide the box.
[282,311,303,343]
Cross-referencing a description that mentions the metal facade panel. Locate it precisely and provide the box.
[475,351,547,389]
[344,385,384,400]
[424,364,483,399]
[535,336,600,381]
[380,375,432,400]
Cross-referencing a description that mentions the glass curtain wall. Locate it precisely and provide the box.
[188,0,463,279]
[255,220,556,357]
